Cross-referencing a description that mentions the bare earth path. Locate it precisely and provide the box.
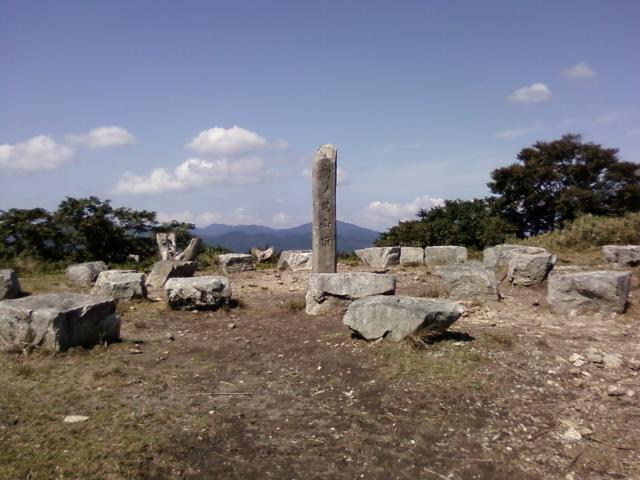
[1,263,638,479]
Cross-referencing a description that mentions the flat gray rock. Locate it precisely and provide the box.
[507,252,556,286]
[277,250,312,271]
[218,253,255,273]
[0,293,119,351]
[603,245,640,267]
[146,260,197,291]
[424,246,467,265]
[0,269,22,300]
[399,247,424,266]
[547,270,631,314]
[354,247,400,269]
[90,270,146,300]
[437,264,499,301]
[306,272,396,315]
[164,276,231,310]
[65,261,108,285]
[483,245,547,269]
[343,295,464,342]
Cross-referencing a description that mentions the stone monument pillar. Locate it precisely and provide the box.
[312,144,337,273]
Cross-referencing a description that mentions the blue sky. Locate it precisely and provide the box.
[1,0,639,231]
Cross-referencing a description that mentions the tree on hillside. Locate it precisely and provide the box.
[0,208,61,260]
[53,197,159,261]
[375,199,514,250]
[488,134,640,237]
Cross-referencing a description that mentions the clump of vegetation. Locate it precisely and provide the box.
[286,298,306,311]
[0,196,194,271]
[376,198,514,251]
[489,134,640,237]
[197,245,232,270]
[377,134,640,250]
[519,212,640,252]
[337,252,360,266]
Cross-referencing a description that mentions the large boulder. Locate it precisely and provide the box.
[164,276,231,310]
[218,253,255,273]
[483,245,547,269]
[547,270,631,315]
[437,264,500,301]
[146,260,197,291]
[424,246,467,265]
[507,252,556,286]
[343,295,464,342]
[354,247,400,269]
[90,270,146,300]
[0,293,119,352]
[65,261,108,285]
[0,269,22,300]
[399,247,424,266]
[603,245,640,267]
[306,272,396,315]
[277,250,312,271]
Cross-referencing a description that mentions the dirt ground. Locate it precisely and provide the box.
[1,259,639,480]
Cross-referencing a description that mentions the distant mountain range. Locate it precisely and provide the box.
[193,221,380,253]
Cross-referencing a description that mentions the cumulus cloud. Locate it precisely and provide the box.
[365,196,444,230]
[112,126,285,195]
[157,210,222,226]
[187,126,268,156]
[301,166,350,185]
[112,156,264,195]
[507,83,551,103]
[156,208,254,226]
[0,135,74,173]
[496,123,542,139]
[562,62,595,79]
[65,126,135,149]
[272,212,290,226]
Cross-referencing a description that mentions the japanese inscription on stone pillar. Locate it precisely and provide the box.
[312,144,337,273]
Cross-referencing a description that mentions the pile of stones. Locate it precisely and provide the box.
[305,270,465,343]
[317,243,636,342]
[0,256,234,352]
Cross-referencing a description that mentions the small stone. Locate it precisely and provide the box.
[164,333,175,341]
[626,389,635,397]
[586,353,603,364]
[129,348,143,355]
[603,353,623,368]
[607,385,626,396]
[569,353,585,367]
[562,427,582,442]
[227,322,236,329]
[64,415,89,423]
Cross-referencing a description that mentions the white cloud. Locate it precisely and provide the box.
[112,156,265,195]
[562,62,595,79]
[301,166,350,185]
[496,123,542,139]
[156,208,254,226]
[595,111,623,126]
[65,126,135,149]
[365,196,444,230]
[112,126,285,195]
[271,212,291,227]
[157,211,222,226]
[0,135,74,173]
[187,126,268,156]
[507,83,551,103]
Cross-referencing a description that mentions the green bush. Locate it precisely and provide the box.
[375,199,515,251]
[519,212,640,251]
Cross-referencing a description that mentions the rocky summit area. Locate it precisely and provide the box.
[0,251,638,480]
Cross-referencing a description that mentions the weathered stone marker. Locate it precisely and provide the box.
[312,144,337,273]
